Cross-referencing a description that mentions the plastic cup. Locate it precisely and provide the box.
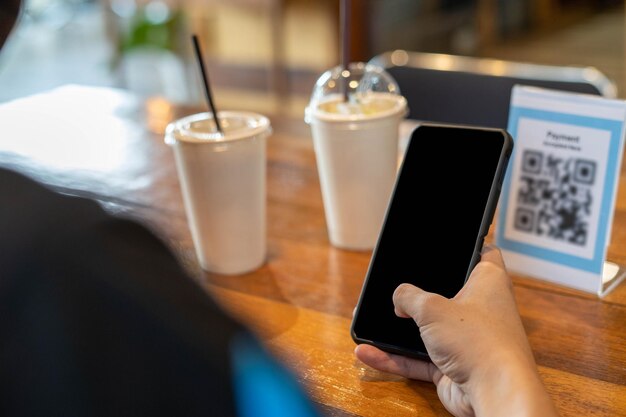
[305,63,407,250]
[165,111,271,274]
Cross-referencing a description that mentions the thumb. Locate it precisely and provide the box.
[393,283,446,326]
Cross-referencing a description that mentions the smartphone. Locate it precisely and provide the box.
[351,122,513,360]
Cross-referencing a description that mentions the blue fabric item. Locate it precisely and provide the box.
[232,333,320,417]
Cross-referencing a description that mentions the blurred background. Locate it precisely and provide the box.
[0,0,623,118]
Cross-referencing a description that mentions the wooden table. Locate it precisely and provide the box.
[1,85,625,416]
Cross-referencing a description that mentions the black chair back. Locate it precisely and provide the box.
[370,50,617,130]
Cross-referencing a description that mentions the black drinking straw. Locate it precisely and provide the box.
[340,0,351,102]
[191,34,223,134]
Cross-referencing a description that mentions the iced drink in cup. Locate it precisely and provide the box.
[165,111,271,275]
[305,62,407,250]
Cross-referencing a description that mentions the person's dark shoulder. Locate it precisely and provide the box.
[0,167,323,417]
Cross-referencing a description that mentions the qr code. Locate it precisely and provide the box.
[514,149,596,245]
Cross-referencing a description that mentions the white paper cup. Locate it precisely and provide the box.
[165,111,271,274]
[306,92,407,250]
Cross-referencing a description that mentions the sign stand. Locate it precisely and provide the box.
[601,261,626,296]
[497,86,626,297]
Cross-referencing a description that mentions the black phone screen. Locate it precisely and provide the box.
[351,123,512,359]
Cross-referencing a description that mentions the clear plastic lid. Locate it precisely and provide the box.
[165,111,271,144]
[305,62,406,123]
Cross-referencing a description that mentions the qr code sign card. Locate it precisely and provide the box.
[496,85,626,296]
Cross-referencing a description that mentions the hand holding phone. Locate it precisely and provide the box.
[350,123,513,360]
